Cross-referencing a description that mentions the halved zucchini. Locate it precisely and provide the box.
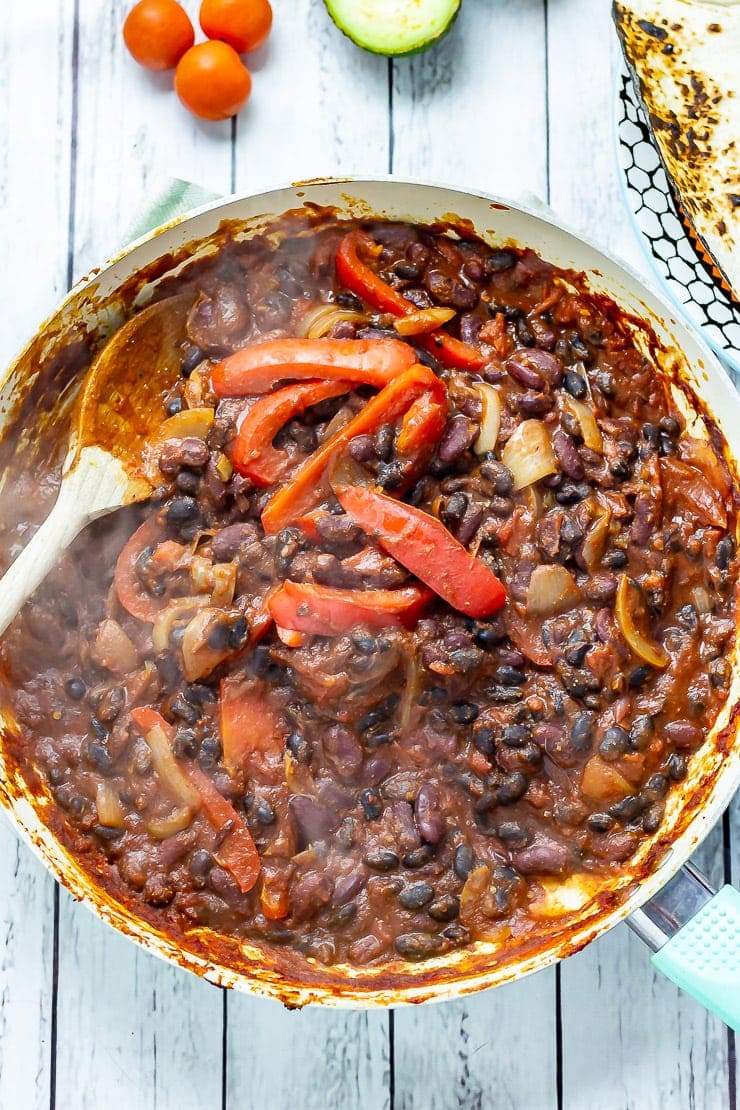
[325,0,461,56]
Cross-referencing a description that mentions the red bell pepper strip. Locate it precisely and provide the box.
[231,379,352,486]
[396,391,448,456]
[335,230,486,372]
[211,337,416,397]
[268,579,431,636]
[335,485,507,618]
[115,516,169,622]
[130,707,260,894]
[219,678,286,771]
[261,363,446,534]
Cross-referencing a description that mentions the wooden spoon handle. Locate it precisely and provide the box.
[0,448,131,638]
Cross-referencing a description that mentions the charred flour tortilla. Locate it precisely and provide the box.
[614,0,740,303]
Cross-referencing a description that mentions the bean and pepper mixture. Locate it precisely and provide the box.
[1,216,738,968]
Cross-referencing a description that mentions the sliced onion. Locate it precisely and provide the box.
[501,419,558,491]
[459,864,491,926]
[297,303,368,339]
[691,585,712,615]
[211,563,237,608]
[190,555,214,594]
[284,750,315,795]
[183,368,211,410]
[615,575,669,668]
[154,406,214,444]
[146,805,196,840]
[581,497,612,573]
[180,608,234,682]
[398,656,421,733]
[394,307,456,336]
[473,384,501,456]
[91,620,139,676]
[276,625,306,648]
[152,595,209,653]
[142,723,202,810]
[95,782,125,829]
[581,756,632,802]
[525,565,581,616]
[562,395,603,452]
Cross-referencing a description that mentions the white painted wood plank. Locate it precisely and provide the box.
[228,10,391,1107]
[546,2,642,272]
[390,8,559,1107]
[70,0,234,281]
[391,0,549,200]
[53,4,230,1108]
[394,973,558,1110]
[0,6,75,1109]
[547,5,733,1104]
[55,891,223,1110]
[233,0,389,189]
[227,997,390,1110]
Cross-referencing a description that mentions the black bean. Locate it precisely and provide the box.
[472,726,495,757]
[502,723,531,748]
[428,895,460,922]
[395,932,446,960]
[495,821,532,846]
[377,461,405,491]
[253,800,275,826]
[485,249,517,273]
[396,261,422,280]
[171,692,199,724]
[165,496,199,526]
[174,727,199,759]
[659,432,675,456]
[629,715,653,751]
[335,290,363,310]
[563,370,587,399]
[180,345,205,377]
[401,844,435,869]
[94,824,124,840]
[564,638,590,668]
[200,735,222,762]
[716,536,734,570]
[642,803,664,834]
[228,616,248,650]
[189,849,214,878]
[399,882,435,910]
[450,702,479,724]
[363,848,399,872]
[287,732,310,764]
[709,658,731,689]
[555,481,590,505]
[665,750,687,785]
[495,772,528,805]
[599,726,630,761]
[628,665,652,689]
[175,470,199,494]
[207,622,231,650]
[479,459,514,495]
[658,415,680,436]
[609,794,644,822]
[360,788,382,820]
[453,843,475,880]
[86,740,114,773]
[66,677,86,701]
[587,812,614,833]
[552,429,584,480]
[440,492,468,527]
[602,548,628,569]
[438,416,476,463]
[375,422,395,463]
[496,665,526,686]
[474,625,503,649]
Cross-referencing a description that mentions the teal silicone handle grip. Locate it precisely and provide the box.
[652,885,740,1032]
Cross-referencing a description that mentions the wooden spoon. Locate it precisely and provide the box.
[0,293,191,637]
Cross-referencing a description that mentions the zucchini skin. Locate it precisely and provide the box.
[325,0,462,57]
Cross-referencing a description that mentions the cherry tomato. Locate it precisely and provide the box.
[123,0,194,71]
[199,0,273,53]
[174,41,252,120]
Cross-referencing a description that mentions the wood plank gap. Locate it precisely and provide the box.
[48,886,60,1110]
[388,1008,395,1110]
[65,0,80,291]
[555,964,563,1110]
[221,988,228,1110]
[724,810,737,1110]
[387,58,394,174]
[543,0,551,205]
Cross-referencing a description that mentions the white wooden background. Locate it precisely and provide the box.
[0,2,737,1107]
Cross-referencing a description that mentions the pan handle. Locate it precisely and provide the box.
[628,862,740,1032]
